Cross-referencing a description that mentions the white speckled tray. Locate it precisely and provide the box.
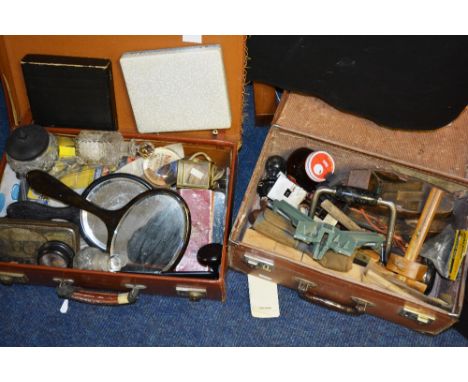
[120,45,231,134]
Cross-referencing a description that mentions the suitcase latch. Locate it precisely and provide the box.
[53,277,74,286]
[176,286,207,302]
[296,278,317,292]
[243,254,274,272]
[400,305,435,325]
[0,271,28,286]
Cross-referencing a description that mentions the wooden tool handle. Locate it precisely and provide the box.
[405,187,444,262]
[320,199,364,231]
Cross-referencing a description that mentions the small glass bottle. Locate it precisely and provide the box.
[75,131,137,167]
[73,247,121,272]
[286,148,335,192]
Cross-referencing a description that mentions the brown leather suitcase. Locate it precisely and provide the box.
[0,35,245,304]
[229,92,468,334]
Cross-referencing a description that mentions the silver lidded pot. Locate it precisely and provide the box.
[5,124,58,176]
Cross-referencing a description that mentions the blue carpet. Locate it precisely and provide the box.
[0,83,466,346]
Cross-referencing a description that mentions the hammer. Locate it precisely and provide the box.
[386,187,444,290]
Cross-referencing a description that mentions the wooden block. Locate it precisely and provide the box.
[320,199,364,231]
[242,229,364,282]
[252,213,299,248]
[386,253,428,282]
[242,228,303,262]
[253,82,277,125]
[263,208,296,235]
[367,262,427,293]
[302,251,364,282]
[354,248,381,265]
[363,268,414,299]
[347,169,372,190]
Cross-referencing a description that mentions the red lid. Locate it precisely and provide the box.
[305,150,335,182]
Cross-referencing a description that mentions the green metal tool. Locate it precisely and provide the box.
[270,200,385,260]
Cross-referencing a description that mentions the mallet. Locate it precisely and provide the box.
[386,187,444,290]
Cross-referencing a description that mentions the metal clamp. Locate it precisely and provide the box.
[310,186,397,262]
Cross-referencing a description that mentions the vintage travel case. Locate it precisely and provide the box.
[229,92,468,334]
[0,35,245,304]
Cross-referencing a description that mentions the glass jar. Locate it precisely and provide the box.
[75,131,137,167]
[73,247,121,272]
[286,147,335,192]
[5,124,58,176]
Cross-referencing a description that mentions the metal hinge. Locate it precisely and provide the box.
[0,271,29,286]
[243,254,274,272]
[400,305,436,325]
[176,286,207,302]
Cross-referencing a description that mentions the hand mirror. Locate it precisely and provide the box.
[26,170,191,274]
[8,173,153,251]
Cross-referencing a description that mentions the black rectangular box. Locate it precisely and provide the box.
[21,54,117,130]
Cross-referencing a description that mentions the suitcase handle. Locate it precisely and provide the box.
[298,289,366,316]
[56,283,141,306]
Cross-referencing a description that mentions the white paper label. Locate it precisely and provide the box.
[248,274,280,318]
[267,172,307,208]
[190,167,205,180]
[60,299,69,314]
[182,35,203,44]
[116,157,145,177]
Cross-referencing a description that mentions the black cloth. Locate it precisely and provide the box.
[247,36,468,130]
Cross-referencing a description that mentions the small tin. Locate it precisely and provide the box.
[0,219,79,264]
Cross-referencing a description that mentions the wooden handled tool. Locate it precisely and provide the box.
[320,199,364,232]
[405,187,445,261]
[386,187,444,287]
[364,262,450,308]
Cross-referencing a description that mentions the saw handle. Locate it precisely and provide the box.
[310,186,380,218]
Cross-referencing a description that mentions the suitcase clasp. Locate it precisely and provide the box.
[176,286,207,302]
[400,305,435,325]
[243,254,275,272]
[296,278,317,292]
[0,271,28,286]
